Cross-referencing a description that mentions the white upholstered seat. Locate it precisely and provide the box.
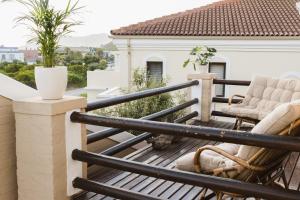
[176,100,300,174]
[222,76,300,120]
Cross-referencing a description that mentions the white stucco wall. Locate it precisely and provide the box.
[87,70,121,90]
[113,38,300,97]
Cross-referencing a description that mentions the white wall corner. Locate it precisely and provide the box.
[191,80,202,120]
[65,109,83,196]
[0,73,38,100]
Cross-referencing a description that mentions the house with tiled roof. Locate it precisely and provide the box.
[109,0,300,96]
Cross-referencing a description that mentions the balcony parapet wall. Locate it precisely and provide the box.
[13,96,87,200]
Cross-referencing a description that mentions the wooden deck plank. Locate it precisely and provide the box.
[98,138,201,200]
[73,120,299,200]
[73,120,236,200]
[120,141,205,191]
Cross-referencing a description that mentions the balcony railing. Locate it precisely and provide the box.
[70,79,300,200]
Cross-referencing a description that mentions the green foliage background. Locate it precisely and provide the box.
[0,48,113,89]
[95,68,187,135]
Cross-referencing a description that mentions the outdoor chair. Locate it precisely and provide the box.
[176,100,300,200]
[221,76,300,130]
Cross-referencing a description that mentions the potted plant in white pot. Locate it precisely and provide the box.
[4,0,82,99]
[183,46,217,73]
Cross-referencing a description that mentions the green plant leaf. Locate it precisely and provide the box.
[183,59,190,68]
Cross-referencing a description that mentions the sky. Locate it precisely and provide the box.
[0,0,218,46]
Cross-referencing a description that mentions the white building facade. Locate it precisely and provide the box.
[0,46,24,63]
[112,37,300,96]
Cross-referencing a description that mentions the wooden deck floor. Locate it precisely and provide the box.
[73,120,300,200]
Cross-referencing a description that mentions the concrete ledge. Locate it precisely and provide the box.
[13,96,87,115]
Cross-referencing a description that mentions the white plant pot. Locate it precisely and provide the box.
[198,64,209,73]
[35,66,68,100]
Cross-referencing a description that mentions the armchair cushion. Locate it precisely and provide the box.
[222,76,300,120]
[234,100,300,161]
[176,143,239,172]
[176,100,300,174]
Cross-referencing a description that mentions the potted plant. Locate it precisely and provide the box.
[4,0,82,99]
[183,46,217,73]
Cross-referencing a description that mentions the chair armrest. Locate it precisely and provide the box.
[228,94,245,105]
[193,146,266,173]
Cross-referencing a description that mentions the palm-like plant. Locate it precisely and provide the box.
[2,0,82,67]
[183,46,217,71]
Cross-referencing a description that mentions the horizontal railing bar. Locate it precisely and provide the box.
[212,97,242,104]
[87,99,198,144]
[86,80,199,111]
[71,113,300,152]
[86,80,199,112]
[211,110,237,118]
[72,150,300,200]
[101,111,198,156]
[211,111,260,123]
[73,177,161,200]
[213,79,251,86]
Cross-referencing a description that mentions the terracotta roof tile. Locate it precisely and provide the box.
[111,0,300,37]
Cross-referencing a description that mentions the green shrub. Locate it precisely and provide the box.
[87,62,101,71]
[99,59,108,70]
[95,68,187,135]
[84,55,100,65]
[4,64,23,73]
[15,70,36,88]
[68,65,87,75]
[80,93,87,98]
[68,72,84,88]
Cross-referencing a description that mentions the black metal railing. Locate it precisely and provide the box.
[86,80,199,112]
[70,79,300,200]
[213,79,251,86]
[72,150,300,200]
[87,98,198,144]
[71,113,300,153]
[212,79,250,105]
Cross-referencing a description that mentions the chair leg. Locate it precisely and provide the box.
[199,188,208,200]
[233,118,243,130]
[216,192,224,200]
[236,119,243,130]
[204,192,216,200]
[233,119,239,130]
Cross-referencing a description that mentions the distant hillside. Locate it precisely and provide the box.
[59,33,111,48]
[22,33,113,49]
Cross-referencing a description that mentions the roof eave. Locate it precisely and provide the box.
[110,34,300,40]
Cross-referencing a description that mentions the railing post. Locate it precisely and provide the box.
[188,73,216,122]
[13,96,87,200]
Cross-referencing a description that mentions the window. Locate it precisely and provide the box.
[209,62,226,97]
[147,61,163,82]
[1,54,6,61]
[9,54,15,61]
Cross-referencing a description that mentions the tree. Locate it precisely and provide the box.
[95,48,104,59]
[99,59,108,70]
[84,54,99,65]
[64,50,83,65]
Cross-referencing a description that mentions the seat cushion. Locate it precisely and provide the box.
[222,105,259,119]
[176,143,239,172]
[221,76,300,120]
[235,100,300,161]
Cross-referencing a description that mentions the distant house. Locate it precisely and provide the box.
[111,0,300,97]
[0,46,24,63]
[21,49,41,64]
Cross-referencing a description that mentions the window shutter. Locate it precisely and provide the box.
[147,62,163,82]
[209,63,226,97]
